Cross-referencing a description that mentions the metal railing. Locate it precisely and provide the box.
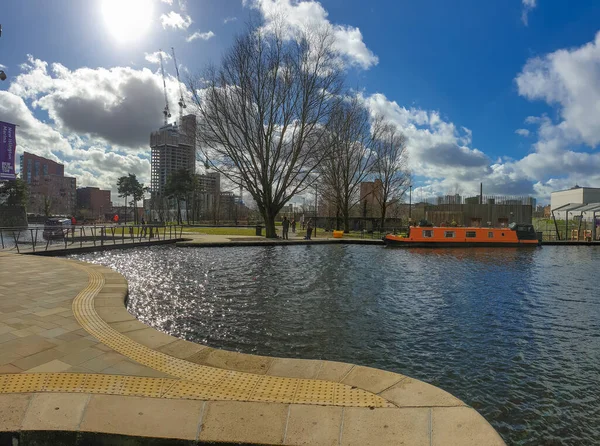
[0,225,184,253]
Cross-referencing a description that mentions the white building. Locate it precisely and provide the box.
[551,186,600,210]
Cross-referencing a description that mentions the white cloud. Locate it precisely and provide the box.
[360,92,498,198]
[224,16,237,24]
[245,0,378,69]
[8,55,188,150]
[161,0,173,4]
[0,91,151,196]
[516,32,600,148]
[521,0,537,26]
[144,50,172,64]
[359,90,600,202]
[160,11,192,30]
[0,63,6,70]
[515,128,530,137]
[186,31,215,42]
[505,32,600,198]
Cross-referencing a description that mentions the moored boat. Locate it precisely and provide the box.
[383,223,540,247]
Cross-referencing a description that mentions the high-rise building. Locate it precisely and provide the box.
[19,152,76,216]
[76,187,112,219]
[150,114,196,198]
[195,171,220,217]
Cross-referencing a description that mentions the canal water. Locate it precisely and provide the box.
[70,245,600,445]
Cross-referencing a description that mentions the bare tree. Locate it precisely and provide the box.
[319,97,379,232]
[190,21,343,238]
[372,123,410,228]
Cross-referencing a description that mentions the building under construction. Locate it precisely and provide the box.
[150,114,197,199]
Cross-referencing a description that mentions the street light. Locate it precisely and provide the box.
[408,185,412,222]
[0,24,6,81]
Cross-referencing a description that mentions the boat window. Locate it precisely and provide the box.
[422,230,433,238]
[444,231,455,238]
[488,232,494,238]
[502,233,505,236]
[466,231,477,238]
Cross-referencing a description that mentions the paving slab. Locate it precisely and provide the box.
[341,407,430,446]
[80,395,203,440]
[199,401,288,444]
[267,357,322,379]
[284,404,343,446]
[341,365,406,394]
[21,393,89,431]
[0,393,32,431]
[432,406,506,446]
[380,377,464,407]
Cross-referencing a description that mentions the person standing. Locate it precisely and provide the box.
[306,219,313,240]
[282,216,290,240]
[141,217,147,237]
[291,218,296,234]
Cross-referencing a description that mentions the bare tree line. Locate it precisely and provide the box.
[189,19,410,237]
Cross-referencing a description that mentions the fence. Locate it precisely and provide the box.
[0,224,184,254]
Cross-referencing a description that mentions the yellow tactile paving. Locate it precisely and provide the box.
[35,259,392,408]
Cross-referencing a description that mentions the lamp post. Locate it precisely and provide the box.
[408,185,412,223]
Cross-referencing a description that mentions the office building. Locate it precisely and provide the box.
[77,187,112,219]
[19,152,76,216]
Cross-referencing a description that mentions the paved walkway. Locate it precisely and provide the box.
[0,251,505,445]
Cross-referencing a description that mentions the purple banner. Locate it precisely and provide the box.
[0,121,17,181]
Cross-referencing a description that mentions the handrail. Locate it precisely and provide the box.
[0,224,184,253]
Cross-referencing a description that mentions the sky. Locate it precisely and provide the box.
[1,0,600,205]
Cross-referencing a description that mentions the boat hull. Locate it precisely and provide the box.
[383,239,538,248]
[383,225,541,248]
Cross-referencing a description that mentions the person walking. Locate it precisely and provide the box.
[282,216,290,240]
[291,218,296,234]
[305,219,313,240]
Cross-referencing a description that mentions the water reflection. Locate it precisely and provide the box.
[71,245,600,446]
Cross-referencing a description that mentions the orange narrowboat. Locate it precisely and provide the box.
[383,223,540,247]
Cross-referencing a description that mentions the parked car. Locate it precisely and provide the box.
[43,218,72,240]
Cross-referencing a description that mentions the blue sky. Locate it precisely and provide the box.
[2,0,600,204]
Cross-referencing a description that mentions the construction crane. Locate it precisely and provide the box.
[171,47,187,124]
[158,49,171,125]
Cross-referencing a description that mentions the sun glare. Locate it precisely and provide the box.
[101,0,153,43]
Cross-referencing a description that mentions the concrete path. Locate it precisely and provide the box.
[0,251,505,445]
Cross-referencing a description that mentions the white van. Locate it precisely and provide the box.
[43,218,72,240]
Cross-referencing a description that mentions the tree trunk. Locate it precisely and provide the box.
[343,209,350,233]
[262,206,277,238]
[177,200,182,225]
[380,199,388,231]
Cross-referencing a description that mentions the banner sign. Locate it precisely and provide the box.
[0,121,17,181]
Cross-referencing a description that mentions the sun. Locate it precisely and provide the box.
[101,0,154,43]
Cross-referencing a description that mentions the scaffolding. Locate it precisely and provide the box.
[551,203,600,241]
